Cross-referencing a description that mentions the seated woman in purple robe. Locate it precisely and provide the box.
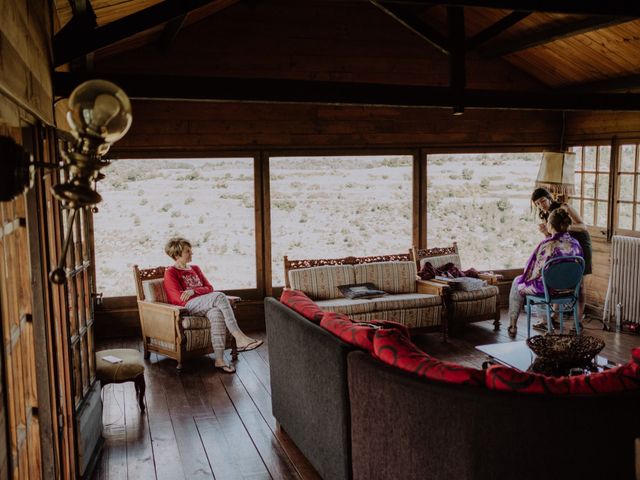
[507,209,583,338]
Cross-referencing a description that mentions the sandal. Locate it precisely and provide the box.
[532,320,557,332]
[507,326,517,338]
[237,339,264,353]
[215,363,236,374]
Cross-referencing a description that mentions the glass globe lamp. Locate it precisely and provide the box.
[66,79,132,146]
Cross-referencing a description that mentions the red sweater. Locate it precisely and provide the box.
[163,265,214,306]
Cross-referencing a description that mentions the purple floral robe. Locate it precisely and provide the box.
[516,232,583,296]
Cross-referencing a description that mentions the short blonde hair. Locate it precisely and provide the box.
[164,237,191,260]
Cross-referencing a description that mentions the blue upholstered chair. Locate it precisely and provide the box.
[525,256,585,338]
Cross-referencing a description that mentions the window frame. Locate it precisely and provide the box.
[613,139,640,237]
[567,142,613,240]
[264,147,420,295]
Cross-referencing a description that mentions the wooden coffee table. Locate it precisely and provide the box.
[476,340,613,372]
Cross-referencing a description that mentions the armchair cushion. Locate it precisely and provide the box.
[419,254,460,270]
[288,265,355,300]
[181,315,211,330]
[142,278,168,303]
[353,261,417,294]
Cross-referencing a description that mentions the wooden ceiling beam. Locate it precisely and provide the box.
[53,0,222,67]
[560,74,640,93]
[481,16,636,57]
[53,72,640,111]
[369,1,450,55]
[465,12,530,51]
[366,1,640,16]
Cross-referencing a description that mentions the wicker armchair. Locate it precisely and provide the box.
[133,265,238,370]
[411,244,501,333]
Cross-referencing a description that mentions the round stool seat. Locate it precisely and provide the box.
[96,348,144,383]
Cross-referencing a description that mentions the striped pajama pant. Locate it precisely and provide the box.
[185,292,240,360]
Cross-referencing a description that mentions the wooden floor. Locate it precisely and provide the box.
[92,312,640,480]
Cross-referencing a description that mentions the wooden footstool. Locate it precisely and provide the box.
[96,348,146,413]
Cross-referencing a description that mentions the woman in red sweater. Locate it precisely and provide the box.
[163,237,263,373]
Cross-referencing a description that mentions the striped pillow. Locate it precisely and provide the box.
[288,265,355,300]
[354,261,417,294]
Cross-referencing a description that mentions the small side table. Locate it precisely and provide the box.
[96,348,146,412]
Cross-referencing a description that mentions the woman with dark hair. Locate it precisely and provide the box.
[530,187,592,330]
[507,209,583,338]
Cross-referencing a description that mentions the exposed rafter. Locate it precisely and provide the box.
[65,0,97,72]
[465,12,530,51]
[481,16,636,57]
[560,74,640,93]
[369,1,450,55]
[53,72,640,111]
[53,0,224,67]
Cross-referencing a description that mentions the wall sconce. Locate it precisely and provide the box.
[535,150,576,200]
[0,80,132,284]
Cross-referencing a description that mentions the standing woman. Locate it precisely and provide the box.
[530,187,592,329]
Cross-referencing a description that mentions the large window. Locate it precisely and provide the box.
[426,152,542,270]
[616,143,640,233]
[94,158,256,296]
[270,155,413,286]
[570,145,611,234]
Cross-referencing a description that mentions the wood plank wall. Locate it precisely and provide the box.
[0,2,62,478]
[566,111,640,317]
[0,0,53,124]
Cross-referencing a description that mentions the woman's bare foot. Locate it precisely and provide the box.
[234,333,264,352]
[214,361,235,373]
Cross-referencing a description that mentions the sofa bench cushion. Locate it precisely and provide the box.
[373,329,485,386]
[320,312,410,352]
[450,286,499,301]
[288,265,355,300]
[280,289,325,323]
[486,348,640,395]
[353,261,417,294]
[316,293,440,317]
[315,298,378,316]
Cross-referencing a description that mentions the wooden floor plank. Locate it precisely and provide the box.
[220,374,300,480]
[196,415,270,480]
[101,384,127,479]
[123,381,156,480]
[144,359,187,480]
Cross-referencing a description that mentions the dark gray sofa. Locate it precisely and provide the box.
[265,297,354,480]
[266,296,640,480]
[348,350,640,480]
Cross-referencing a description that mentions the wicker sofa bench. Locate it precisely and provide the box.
[284,253,444,333]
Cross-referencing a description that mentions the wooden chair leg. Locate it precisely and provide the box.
[134,375,146,413]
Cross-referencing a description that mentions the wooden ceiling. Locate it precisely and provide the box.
[52,1,640,109]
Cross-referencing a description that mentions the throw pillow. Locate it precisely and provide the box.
[485,347,640,395]
[280,289,325,324]
[337,282,388,299]
[373,329,485,386]
[320,312,409,352]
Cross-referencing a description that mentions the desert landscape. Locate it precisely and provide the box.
[95,152,558,296]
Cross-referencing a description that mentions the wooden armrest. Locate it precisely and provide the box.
[477,273,503,285]
[416,279,449,296]
[137,300,183,314]
[225,295,241,305]
[137,300,182,343]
